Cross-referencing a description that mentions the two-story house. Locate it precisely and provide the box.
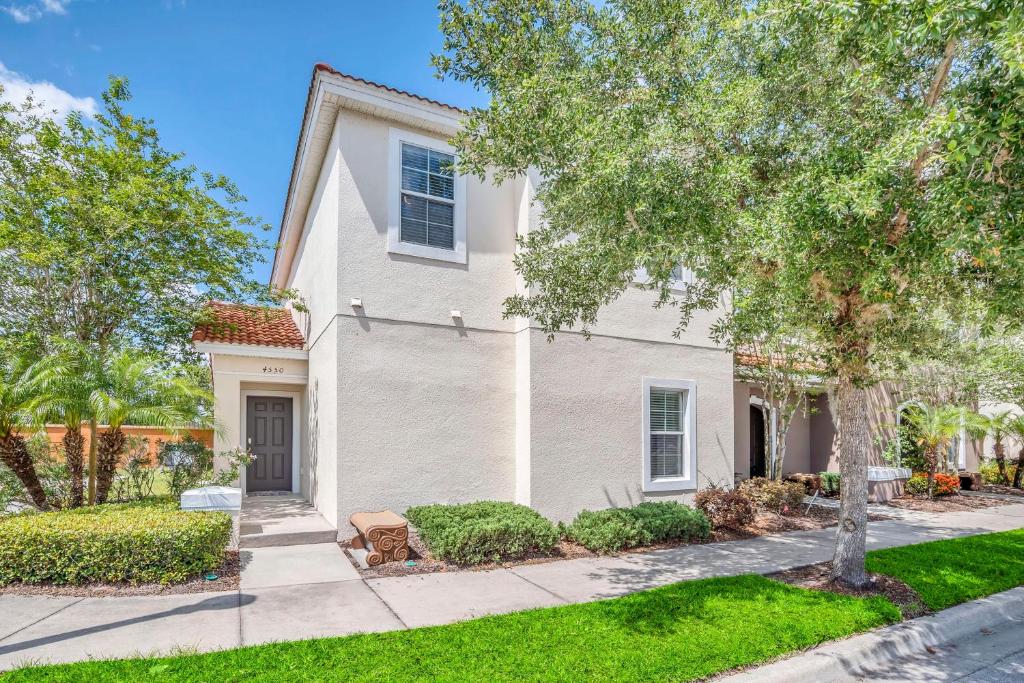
[193,64,982,532]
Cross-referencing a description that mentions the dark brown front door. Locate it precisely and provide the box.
[246,396,293,492]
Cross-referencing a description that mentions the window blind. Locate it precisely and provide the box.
[650,388,686,478]
[400,143,455,249]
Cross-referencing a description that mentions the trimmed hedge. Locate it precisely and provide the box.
[564,502,711,553]
[405,501,559,565]
[0,499,232,585]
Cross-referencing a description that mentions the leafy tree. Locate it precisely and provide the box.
[0,77,292,362]
[0,356,51,510]
[436,0,1024,586]
[725,292,820,480]
[89,352,212,504]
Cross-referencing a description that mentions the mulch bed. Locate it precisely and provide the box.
[342,530,595,579]
[886,494,1012,513]
[768,561,929,619]
[345,506,891,579]
[978,484,1024,497]
[0,550,240,597]
[711,506,889,543]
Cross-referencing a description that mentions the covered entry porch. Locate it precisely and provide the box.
[193,303,313,499]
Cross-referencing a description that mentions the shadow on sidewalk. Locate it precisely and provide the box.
[0,593,255,657]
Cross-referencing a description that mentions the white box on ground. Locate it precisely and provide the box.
[180,485,242,511]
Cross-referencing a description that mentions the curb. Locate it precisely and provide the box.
[716,586,1024,682]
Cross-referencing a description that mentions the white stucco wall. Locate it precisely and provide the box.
[525,330,735,522]
[333,110,519,332]
[271,88,741,527]
[288,113,341,344]
[207,353,308,492]
[306,322,339,526]
[334,315,516,525]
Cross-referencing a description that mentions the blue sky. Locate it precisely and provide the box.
[0,0,490,284]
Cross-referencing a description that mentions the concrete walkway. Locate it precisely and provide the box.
[2,503,1023,671]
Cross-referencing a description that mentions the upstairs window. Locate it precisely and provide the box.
[388,128,467,264]
[400,143,455,250]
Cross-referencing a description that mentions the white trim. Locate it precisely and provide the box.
[213,370,309,382]
[749,396,778,477]
[633,265,693,293]
[387,127,468,264]
[195,341,308,360]
[273,82,328,285]
[323,78,463,132]
[240,389,302,495]
[642,377,698,492]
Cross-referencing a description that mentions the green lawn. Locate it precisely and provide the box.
[866,528,1024,610]
[7,575,898,683]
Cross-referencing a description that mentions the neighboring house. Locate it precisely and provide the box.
[193,64,981,531]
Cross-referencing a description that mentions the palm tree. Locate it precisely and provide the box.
[27,345,98,508]
[1005,414,1024,490]
[979,409,1016,484]
[0,357,51,509]
[902,403,982,498]
[90,352,211,503]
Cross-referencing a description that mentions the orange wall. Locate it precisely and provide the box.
[34,426,214,466]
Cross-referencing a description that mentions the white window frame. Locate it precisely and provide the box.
[387,127,467,264]
[633,264,694,293]
[642,377,698,492]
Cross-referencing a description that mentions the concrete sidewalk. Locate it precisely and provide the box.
[1,502,1023,671]
[718,587,1024,682]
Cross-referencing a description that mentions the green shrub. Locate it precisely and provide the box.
[979,459,1003,485]
[905,472,960,497]
[694,485,756,530]
[738,477,806,513]
[405,501,559,565]
[0,499,231,585]
[564,501,710,553]
[819,472,841,496]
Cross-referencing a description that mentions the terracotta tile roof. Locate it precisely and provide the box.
[192,302,305,349]
[735,352,825,373]
[314,63,467,114]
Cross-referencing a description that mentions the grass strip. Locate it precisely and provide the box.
[866,528,1024,610]
[6,574,897,682]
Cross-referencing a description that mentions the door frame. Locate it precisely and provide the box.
[749,395,778,478]
[240,389,301,494]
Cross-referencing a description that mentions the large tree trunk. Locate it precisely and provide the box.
[830,376,872,588]
[1013,451,1023,490]
[95,428,125,505]
[63,427,85,508]
[0,433,50,510]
